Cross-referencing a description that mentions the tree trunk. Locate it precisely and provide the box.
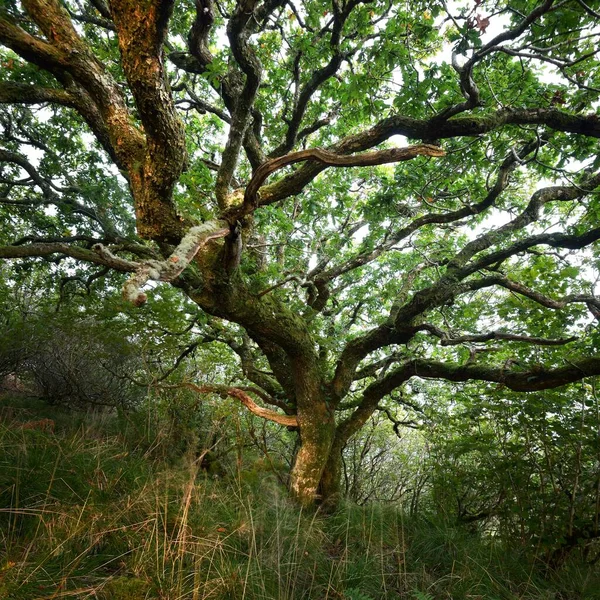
[289,419,347,510]
[316,406,379,510]
[318,442,344,511]
[289,401,336,507]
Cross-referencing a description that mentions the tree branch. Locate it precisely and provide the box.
[5,0,145,171]
[181,382,298,427]
[437,0,555,120]
[247,106,600,209]
[417,323,578,347]
[108,0,187,242]
[174,0,266,170]
[0,241,139,271]
[270,0,369,156]
[0,81,74,106]
[215,0,265,207]
[234,143,445,217]
[336,353,600,445]
[120,220,229,305]
[0,148,122,237]
[330,155,599,402]
[475,274,600,319]
[369,356,600,399]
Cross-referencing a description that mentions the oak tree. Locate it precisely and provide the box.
[1,0,600,507]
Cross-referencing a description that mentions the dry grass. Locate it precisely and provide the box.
[1,403,598,600]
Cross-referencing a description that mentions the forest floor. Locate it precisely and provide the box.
[1,394,599,600]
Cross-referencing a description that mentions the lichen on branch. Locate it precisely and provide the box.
[120,221,230,305]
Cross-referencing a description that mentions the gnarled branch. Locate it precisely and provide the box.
[238,144,445,215]
[181,382,298,427]
[120,221,229,305]
[418,323,578,347]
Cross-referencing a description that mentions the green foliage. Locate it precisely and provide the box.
[426,379,600,566]
[0,298,143,408]
[412,592,434,600]
[1,398,598,599]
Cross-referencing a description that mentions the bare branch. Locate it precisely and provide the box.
[238,385,292,413]
[180,382,298,427]
[215,0,269,207]
[0,241,138,271]
[0,81,74,106]
[236,143,445,216]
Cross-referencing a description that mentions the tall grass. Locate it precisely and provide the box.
[1,398,599,599]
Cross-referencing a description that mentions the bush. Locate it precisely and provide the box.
[0,310,144,409]
[23,319,143,408]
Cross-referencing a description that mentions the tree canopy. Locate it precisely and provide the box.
[1,0,600,507]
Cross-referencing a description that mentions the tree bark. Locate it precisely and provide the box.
[318,441,345,510]
[287,364,336,507]
[289,405,336,507]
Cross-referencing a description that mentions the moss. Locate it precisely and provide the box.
[97,576,151,600]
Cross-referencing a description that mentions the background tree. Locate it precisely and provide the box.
[426,379,600,565]
[1,0,600,507]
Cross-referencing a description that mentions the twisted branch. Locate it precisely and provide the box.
[181,382,298,427]
[120,221,229,306]
[241,144,445,214]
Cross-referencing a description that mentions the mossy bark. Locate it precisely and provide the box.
[318,444,344,510]
[185,261,344,508]
[289,401,336,508]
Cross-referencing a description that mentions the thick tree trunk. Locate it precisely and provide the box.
[289,400,336,507]
[318,443,344,511]
[289,418,348,510]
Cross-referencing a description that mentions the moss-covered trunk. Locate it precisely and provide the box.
[288,356,336,507]
[187,270,343,508]
[291,433,346,511]
[317,440,345,510]
[289,408,336,507]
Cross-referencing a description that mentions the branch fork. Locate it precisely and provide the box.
[179,382,298,427]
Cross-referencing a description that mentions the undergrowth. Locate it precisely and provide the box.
[1,396,599,599]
